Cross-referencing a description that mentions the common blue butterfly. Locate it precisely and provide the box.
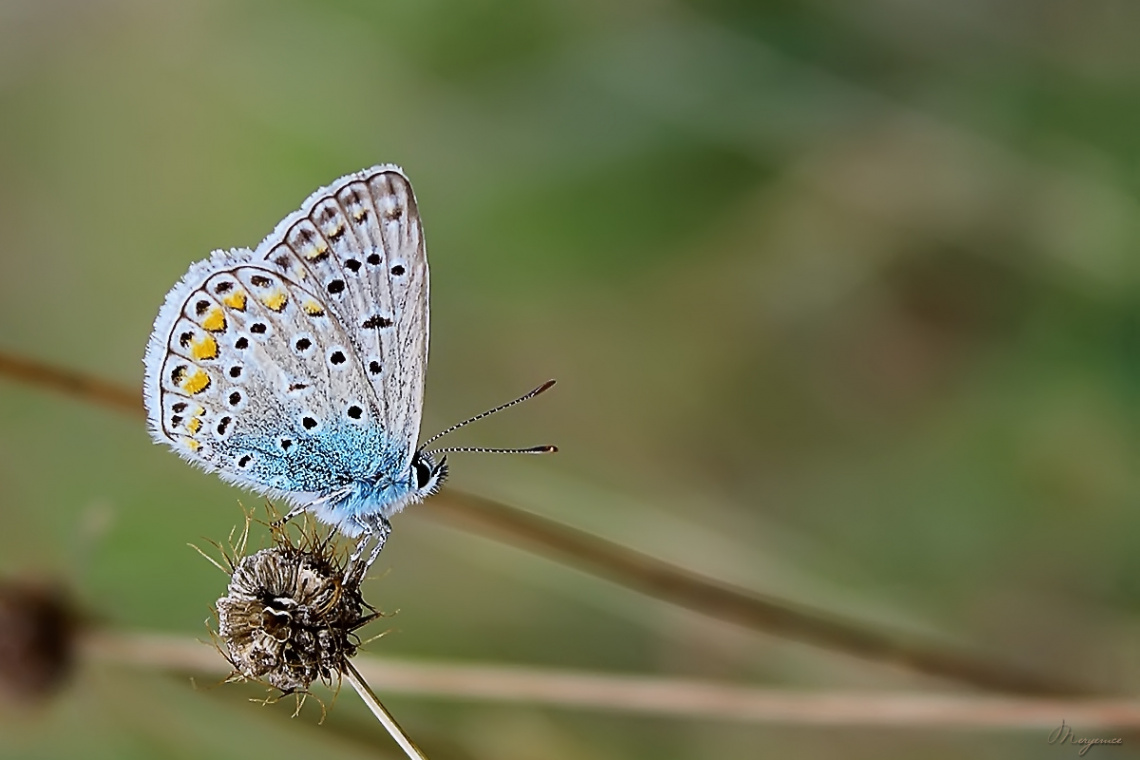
[143,165,553,567]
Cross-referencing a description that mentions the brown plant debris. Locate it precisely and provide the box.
[213,510,378,693]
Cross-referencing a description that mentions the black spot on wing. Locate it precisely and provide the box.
[361,315,393,329]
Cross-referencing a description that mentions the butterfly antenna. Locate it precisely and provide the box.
[428,445,557,456]
[419,380,556,451]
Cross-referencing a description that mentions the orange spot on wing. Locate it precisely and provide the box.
[201,307,226,332]
[181,368,211,395]
[302,300,325,316]
[263,290,288,312]
[182,437,201,452]
[186,417,202,434]
[189,334,218,360]
[223,291,247,311]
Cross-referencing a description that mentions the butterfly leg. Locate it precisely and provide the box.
[271,503,308,528]
[344,515,393,583]
[362,516,392,569]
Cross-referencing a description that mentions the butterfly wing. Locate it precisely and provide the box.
[143,252,403,507]
[143,165,430,527]
[253,165,429,466]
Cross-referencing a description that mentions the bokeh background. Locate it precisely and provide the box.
[1,1,1139,757]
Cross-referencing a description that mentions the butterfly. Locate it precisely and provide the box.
[142,165,554,568]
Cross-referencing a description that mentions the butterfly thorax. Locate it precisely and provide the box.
[305,449,447,536]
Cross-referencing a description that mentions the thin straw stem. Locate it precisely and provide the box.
[342,659,429,760]
[84,631,1140,729]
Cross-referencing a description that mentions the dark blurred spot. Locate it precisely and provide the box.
[0,580,80,701]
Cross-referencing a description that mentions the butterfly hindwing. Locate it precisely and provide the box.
[144,253,396,499]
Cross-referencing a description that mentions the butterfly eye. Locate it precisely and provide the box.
[413,455,433,490]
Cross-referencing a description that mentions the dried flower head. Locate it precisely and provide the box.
[211,509,377,693]
[0,579,80,702]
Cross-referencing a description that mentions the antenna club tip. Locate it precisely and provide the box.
[536,379,557,394]
[542,445,558,453]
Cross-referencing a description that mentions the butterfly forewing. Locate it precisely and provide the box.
[253,166,429,463]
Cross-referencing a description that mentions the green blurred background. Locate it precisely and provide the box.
[1,0,1139,757]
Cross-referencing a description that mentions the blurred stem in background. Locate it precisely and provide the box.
[83,629,1140,729]
[0,350,1098,697]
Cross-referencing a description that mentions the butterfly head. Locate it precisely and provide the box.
[410,449,448,499]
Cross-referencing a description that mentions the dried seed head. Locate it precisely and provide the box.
[214,514,375,693]
[0,580,80,702]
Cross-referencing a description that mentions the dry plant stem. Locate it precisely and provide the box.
[342,660,429,760]
[84,631,1140,729]
[0,351,1090,697]
[0,351,143,417]
[424,492,1093,698]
